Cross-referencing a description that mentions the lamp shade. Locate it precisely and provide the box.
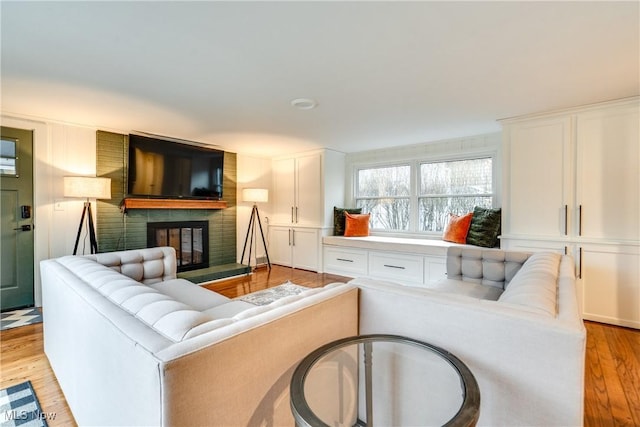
[64,176,112,199]
[242,188,268,203]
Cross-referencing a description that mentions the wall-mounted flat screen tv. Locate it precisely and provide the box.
[128,133,224,200]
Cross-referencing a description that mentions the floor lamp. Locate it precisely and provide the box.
[241,188,271,270]
[64,176,111,255]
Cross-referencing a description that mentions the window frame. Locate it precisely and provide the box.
[353,150,498,237]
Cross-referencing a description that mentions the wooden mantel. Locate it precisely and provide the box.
[120,198,228,212]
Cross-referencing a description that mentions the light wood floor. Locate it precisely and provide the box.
[1,265,638,426]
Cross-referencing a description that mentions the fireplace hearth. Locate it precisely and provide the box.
[147,221,209,272]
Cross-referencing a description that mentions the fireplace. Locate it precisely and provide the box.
[147,221,209,272]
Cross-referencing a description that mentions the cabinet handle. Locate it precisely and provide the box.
[564,246,568,255]
[291,207,294,224]
[292,229,295,246]
[578,247,583,279]
[295,207,299,223]
[288,229,292,246]
[578,205,582,236]
[383,264,405,270]
[564,205,568,235]
[337,258,354,263]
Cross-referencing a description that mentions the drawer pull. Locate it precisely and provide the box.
[336,258,354,263]
[383,264,405,270]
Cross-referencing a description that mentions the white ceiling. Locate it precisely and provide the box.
[1,1,638,158]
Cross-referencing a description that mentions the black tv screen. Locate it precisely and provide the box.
[128,134,224,200]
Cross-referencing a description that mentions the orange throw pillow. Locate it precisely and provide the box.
[442,212,473,244]
[344,212,370,237]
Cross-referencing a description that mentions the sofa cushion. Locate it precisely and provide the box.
[151,279,230,311]
[334,207,362,236]
[442,212,473,244]
[344,213,370,237]
[428,278,503,300]
[203,301,257,318]
[86,247,177,284]
[498,252,560,316]
[466,207,501,248]
[446,246,531,289]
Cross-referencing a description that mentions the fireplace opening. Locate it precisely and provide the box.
[147,221,209,272]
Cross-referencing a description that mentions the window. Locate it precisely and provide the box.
[355,165,410,231]
[419,158,493,232]
[0,138,18,176]
[355,156,494,234]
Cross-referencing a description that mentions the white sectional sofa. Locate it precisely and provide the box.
[351,246,586,426]
[40,247,358,427]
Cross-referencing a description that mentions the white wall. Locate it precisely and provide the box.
[1,114,98,306]
[236,154,273,266]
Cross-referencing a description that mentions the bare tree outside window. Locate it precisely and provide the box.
[419,158,493,231]
[356,165,410,231]
[354,157,493,233]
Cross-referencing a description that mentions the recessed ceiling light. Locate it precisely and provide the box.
[290,98,318,110]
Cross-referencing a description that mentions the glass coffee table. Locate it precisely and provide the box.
[290,334,480,427]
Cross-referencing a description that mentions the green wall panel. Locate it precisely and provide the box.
[96,131,237,267]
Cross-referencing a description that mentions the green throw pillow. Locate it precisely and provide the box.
[466,207,502,248]
[334,207,362,236]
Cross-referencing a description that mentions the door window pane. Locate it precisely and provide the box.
[0,138,17,176]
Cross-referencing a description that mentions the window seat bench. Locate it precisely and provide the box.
[322,236,467,286]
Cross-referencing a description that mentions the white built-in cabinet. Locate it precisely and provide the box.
[501,97,640,329]
[322,238,450,286]
[272,153,322,226]
[269,149,345,271]
[269,226,320,271]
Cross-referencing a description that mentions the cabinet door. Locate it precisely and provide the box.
[424,256,446,284]
[269,226,293,267]
[575,104,639,241]
[504,117,572,237]
[579,243,640,329]
[291,228,319,271]
[272,158,296,224]
[295,153,322,226]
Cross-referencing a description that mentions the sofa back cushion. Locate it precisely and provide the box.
[85,247,177,284]
[56,255,213,342]
[498,252,560,317]
[446,247,531,289]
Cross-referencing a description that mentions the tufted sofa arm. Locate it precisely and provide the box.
[85,246,177,284]
[446,246,532,289]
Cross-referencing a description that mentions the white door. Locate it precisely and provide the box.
[269,226,293,267]
[575,104,639,241]
[272,158,295,225]
[290,228,318,271]
[295,153,322,226]
[504,116,573,237]
[579,243,640,329]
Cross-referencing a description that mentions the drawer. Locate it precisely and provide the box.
[369,252,424,284]
[324,247,368,276]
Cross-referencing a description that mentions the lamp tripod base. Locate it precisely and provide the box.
[73,201,98,255]
[241,204,271,270]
